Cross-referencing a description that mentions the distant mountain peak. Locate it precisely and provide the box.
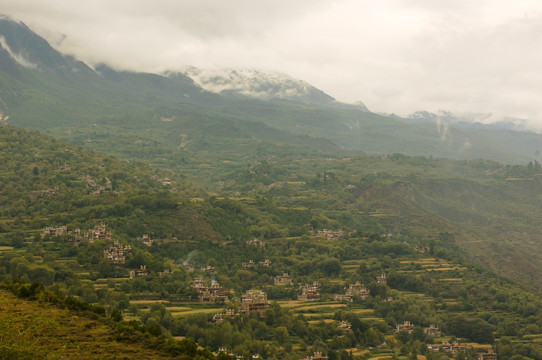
[173,66,370,111]
[403,110,531,132]
[176,66,334,105]
[0,16,94,76]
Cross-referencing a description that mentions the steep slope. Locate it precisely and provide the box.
[0,285,215,360]
[0,125,220,242]
[215,154,542,287]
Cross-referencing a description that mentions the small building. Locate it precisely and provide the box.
[395,321,414,333]
[140,234,153,246]
[415,244,430,253]
[346,281,370,300]
[274,273,292,285]
[191,278,205,289]
[246,238,265,247]
[260,259,271,267]
[191,279,228,303]
[317,229,344,240]
[158,269,171,277]
[183,262,194,272]
[423,324,441,338]
[242,260,255,268]
[201,265,216,274]
[42,226,67,237]
[302,352,329,360]
[427,341,465,355]
[85,224,112,243]
[212,309,239,323]
[334,294,353,302]
[376,273,387,284]
[129,265,148,278]
[240,290,269,313]
[478,351,497,360]
[298,282,320,301]
[338,321,352,333]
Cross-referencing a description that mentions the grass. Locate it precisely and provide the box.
[129,300,170,305]
[307,319,335,324]
[174,308,224,316]
[292,303,347,312]
[0,289,180,359]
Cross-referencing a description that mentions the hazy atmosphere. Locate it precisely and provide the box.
[2,0,542,129]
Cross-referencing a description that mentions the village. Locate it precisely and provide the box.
[37,223,501,359]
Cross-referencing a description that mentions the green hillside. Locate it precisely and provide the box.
[4,17,542,360]
[2,126,542,359]
[0,284,215,360]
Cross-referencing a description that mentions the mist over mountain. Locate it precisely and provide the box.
[2,15,542,165]
[176,66,370,111]
[395,110,532,133]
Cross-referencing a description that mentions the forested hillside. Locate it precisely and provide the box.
[1,126,542,359]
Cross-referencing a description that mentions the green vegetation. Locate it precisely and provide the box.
[4,19,542,359]
[0,281,218,359]
[3,127,542,359]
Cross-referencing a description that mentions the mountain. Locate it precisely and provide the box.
[2,15,542,167]
[399,110,531,132]
[177,66,370,111]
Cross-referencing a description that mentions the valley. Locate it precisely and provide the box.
[2,15,542,360]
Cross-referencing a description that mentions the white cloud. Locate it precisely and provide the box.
[1,0,542,129]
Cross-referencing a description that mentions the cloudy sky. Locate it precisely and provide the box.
[2,0,542,129]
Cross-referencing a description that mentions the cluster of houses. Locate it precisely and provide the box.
[103,241,132,263]
[80,175,112,195]
[427,341,466,355]
[246,238,265,247]
[334,281,370,302]
[42,225,68,237]
[394,321,442,337]
[151,174,173,187]
[316,229,345,240]
[191,279,229,303]
[30,187,59,200]
[242,259,271,268]
[298,282,321,301]
[214,351,261,360]
[301,352,329,360]
[42,224,112,244]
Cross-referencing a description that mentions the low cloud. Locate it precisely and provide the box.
[1,0,542,129]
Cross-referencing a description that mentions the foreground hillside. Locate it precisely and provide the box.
[0,284,216,359]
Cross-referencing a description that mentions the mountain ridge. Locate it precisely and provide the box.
[2,16,542,166]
